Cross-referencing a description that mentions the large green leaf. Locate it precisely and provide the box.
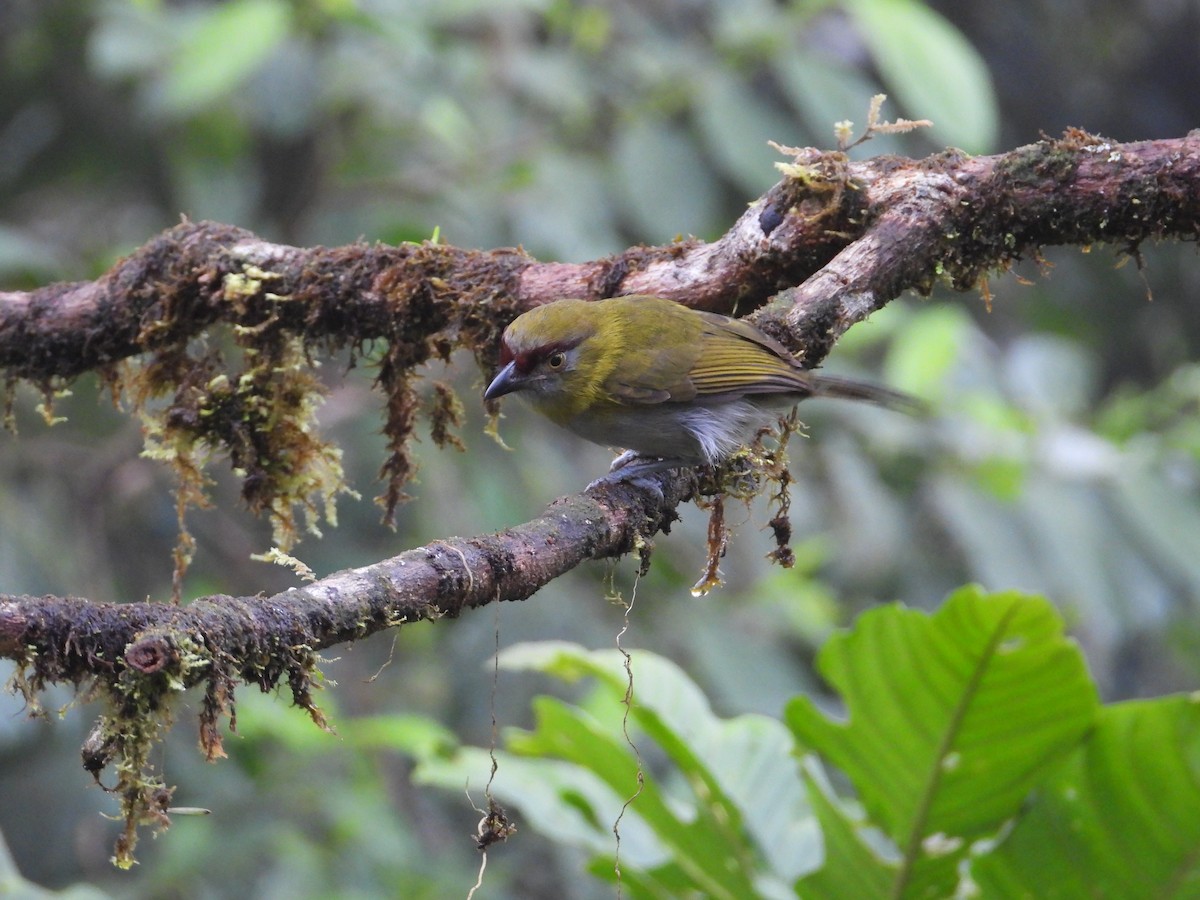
[845,0,997,152]
[512,696,761,899]
[972,696,1200,898]
[160,0,291,112]
[414,642,804,897]
[613,118,724,240]
[788,588,1098,895]
[496,642,819,893]
[796,759,897,900]
[694,69,799,195]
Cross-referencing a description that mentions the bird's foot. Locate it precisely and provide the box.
[586,453,689,494]
[607,449,645,474]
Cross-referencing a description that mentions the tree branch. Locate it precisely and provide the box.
[1,131,1198,863]
[3,132,1195,384]
[0,476,689,667]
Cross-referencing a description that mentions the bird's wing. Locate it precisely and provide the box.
[601,301,705,405]
[600,303,919,412]
[686,313,813,398]
[603,309,812,405]
[693,313,925,413]
[604,339,700,404]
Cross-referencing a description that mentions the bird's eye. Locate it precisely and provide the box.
[546,351,566,369]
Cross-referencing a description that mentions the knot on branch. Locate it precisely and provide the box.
[124,633,178,674]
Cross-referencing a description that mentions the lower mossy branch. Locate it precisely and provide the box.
[0,472,690,862]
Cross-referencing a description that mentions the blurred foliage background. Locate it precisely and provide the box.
[1,0,1199,896]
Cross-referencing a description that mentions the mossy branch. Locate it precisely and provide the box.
[1,130,1199,863]
[4,132,1195,387]
[0,474,689,865]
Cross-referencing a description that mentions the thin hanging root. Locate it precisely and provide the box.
[612,562,646,898]
[692,494,728,596]
[765,464,795,568]
[466,792,516,900]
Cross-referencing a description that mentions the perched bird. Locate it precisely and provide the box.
[484,295,917,482]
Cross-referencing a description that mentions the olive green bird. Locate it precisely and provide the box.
[484,295,916,482]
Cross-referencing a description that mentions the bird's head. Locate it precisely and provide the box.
[483,299,620,422]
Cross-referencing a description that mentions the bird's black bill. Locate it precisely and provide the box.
[483,361,521,400]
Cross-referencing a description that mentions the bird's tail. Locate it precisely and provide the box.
[806,372,928,416]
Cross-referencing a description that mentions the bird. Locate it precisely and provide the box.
[483,295,918,484]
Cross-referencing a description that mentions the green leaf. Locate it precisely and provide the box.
[510,696,760,899]
[972,696,1200,898]
[788,587,1098,896]
[423,641,772,897]
[414,746,671,869]
[882,304,974,400]
[340,713,457,759]
[694,69,798,195]
[613,118,723,240]
[160,0,291,112]
[796,758,898,899]
[584,854,699,897]
[498,642,820,883]
[846,0,997,152]
[418,741,765,899]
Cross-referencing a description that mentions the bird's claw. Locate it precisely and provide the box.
[586,453,689,497]
[607,449,645,473]
[586,470,665,498]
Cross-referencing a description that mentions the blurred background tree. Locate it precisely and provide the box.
[1,0,1198,896]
